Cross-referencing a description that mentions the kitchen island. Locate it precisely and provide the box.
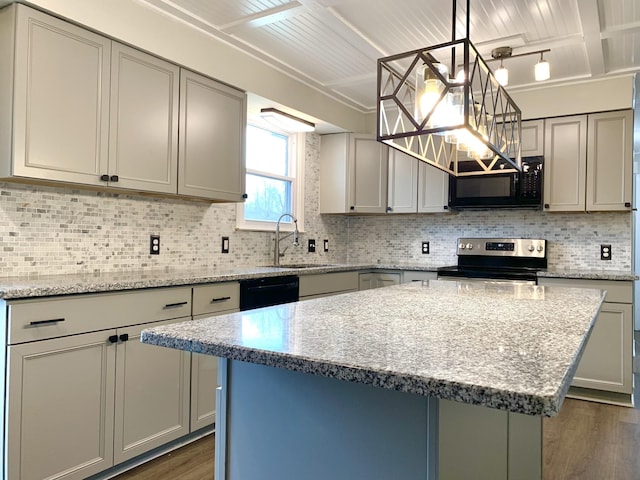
[141,280,605,480]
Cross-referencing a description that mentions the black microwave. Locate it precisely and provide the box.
[448,156,543,210]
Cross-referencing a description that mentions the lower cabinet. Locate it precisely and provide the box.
[3,286,193,480]
[191,282,240,431]
[402,270,438,283]
[537,278,633,398]
[299,271,359,299]
[359,271,402,290]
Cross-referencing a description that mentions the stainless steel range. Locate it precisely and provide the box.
[437,238,547,284]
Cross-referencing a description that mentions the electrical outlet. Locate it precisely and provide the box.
[422,241,430,254]
[308,239,316,253]
[150,235,160,255]
[600,244,611,261]
[324,239,329,252]
[221,236,229,254]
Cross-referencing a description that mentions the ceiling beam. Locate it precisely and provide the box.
[601,20,640,39]
[576,0,606,76]
[218,2,305,34]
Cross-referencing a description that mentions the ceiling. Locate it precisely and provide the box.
[137,0,639,118]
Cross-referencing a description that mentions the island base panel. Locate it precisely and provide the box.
[216,360,542,479]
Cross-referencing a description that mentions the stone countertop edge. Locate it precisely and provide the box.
[0,263,634,299]
[141,281,606,417]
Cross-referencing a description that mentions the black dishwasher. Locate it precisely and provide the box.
[239,275,299,311]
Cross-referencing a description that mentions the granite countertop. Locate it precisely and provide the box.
[141,280,605,417]
[0,263,633,299]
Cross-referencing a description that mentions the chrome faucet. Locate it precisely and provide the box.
[274,213,299,266]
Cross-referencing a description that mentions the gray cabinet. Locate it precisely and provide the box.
[521,119,544,157]
[108,42,180,194]
[320,133,388,213]
[417,161,449,213]
[0,4,111,185]
[0,4,246,202]
[402,271,438,283]
[178,69,246,201]
[191,282,240,431]
[543,111,632,212]
[299,271,359,299]
[359,271,401,290]
[538,278,633,400]
[3,287,192,480]
[387,148,418,213]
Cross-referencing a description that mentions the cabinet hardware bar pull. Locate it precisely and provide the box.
[29,318,65,326]
[119,333,129,342]
[164,301,188,309]
[210,296,231,303]
[108,335,118,343]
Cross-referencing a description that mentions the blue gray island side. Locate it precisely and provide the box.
[141,280,605,480]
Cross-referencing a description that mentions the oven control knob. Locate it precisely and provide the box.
[528,245,535,252]
[459,243,465,250]
[536,245,544,252]
[466,243,473,250]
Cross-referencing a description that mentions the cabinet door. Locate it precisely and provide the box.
[387,149,417,213]
[113,318,191,464]
[7,330,116,480]
[359,273,375,290]
[572,303,633,394]
[586,110,633,211]
[417,161,449,212]
[543,115,587,211]
[520,119,544,157]
[349,134,388,213]
[109,42,179,194]
[376,273,402,288]
[178,69,246,201]
[11,5,110,185]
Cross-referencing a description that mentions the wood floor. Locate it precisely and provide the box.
[113,398,640,480]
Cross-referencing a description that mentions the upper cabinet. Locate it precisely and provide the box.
[387,148,418,214]
[544,110,632,212]
[521,119,544,157]
[417,161,449,213]
[320,133,388,214]
[109,43,179,194]
[0,4,246,202]
[178,70,246,202]
[0,5,111,185]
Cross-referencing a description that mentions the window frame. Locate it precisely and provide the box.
[236,123,305,233]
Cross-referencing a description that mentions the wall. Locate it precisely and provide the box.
[347,211,632,271]
[0,134,348,277]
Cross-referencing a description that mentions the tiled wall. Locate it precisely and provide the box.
[347,210,632,270]
[0,133,632,277]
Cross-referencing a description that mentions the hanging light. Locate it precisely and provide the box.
[535,51,550,81]
[260,108,315,133]
[491,47,512,86]
[377,0,522,177]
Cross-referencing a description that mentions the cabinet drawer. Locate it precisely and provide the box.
[538,278,631,304]
[8,287,192,344]
[192,282,240,316]
[299,272,359,297]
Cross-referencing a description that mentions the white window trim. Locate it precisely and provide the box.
[236,127,305,233]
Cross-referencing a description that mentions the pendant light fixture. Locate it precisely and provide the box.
[377,0,522,176]
[492,47,512,87]
[534,51,550,81]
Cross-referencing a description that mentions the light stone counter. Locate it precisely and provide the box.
[142,279,605,417]
[537,268,637,281]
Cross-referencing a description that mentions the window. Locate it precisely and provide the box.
[237,124,304,231]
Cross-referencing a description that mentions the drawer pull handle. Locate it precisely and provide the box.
[119,333,129,342]
[164,301,188,309]
[108,335,118,343]
[210,296,231,303]
[29,318,65,326]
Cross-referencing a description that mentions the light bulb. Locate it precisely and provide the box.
[495,63,508,86]
[535,58,550,81]
[414,63,448,127]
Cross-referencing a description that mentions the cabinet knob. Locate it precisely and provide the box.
[100,174,109,182]
[386,206,392,212]
[108,335,118,344]
[350,206,355,211]
[119,333,129,342]
[110,175,119,182]
[242,193,248,199]
[544,203,550,209]
[625,202,631,208]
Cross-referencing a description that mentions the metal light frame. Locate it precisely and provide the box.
[377,0,522,176]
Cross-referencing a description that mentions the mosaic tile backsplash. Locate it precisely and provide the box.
[0,133,632,277]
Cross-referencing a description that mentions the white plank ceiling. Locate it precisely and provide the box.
[139,0,640,113]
